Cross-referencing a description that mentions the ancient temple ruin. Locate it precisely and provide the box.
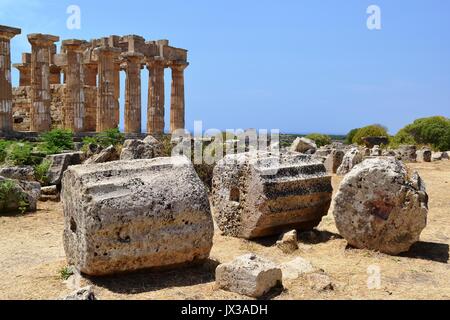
[0,24,188,135]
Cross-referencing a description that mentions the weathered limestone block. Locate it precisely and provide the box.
[45,152,84,185]
[431,152,446,161]
[0,166,35,181]
[0,176,40,213]
[61,156,214,275]
[215,254,282,298]
[212,152,332,239]
[336,147,363,175]
[12,86,31,131]
[370,145,382,156]
[382,149,396,157]
[324,149,344,174]
[119,136,163,160]
[417,149,432,162]
[315,147,332,157]
[40,185,60,202]
[276,230,298,254]
[290,137,317,154]
[332,157,428,255]
[84,145,119,164]
[396,145,417,163]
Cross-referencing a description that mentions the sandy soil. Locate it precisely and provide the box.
[0,161,449,300]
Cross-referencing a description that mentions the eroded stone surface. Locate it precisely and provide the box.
[333,157,428,255]
[290,137,317,154]
[211,151,332,239]
[0,166,35,181]
[61,156,214,275]
[119,136,162,160]
[336,147,363,175]
[215,254,282,298]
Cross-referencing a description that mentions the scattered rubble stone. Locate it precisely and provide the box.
[215,254,282,298]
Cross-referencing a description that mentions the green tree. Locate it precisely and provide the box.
[345,128,360,145]
[305,133,332,147]
[352,125,389,145]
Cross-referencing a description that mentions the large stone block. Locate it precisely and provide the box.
[417,149,432,162]
[336,147,363,175]
[61,156,214,275]
[119,136,163,160]
[211,152,332,239]
[323,149,344,174]
[46,152,84,186]
[290,137,317,154]
[0,176,40,213]
[215,254,282,298]
[332,157,428,255]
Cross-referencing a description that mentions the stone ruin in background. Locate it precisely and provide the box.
[0,24,188,136]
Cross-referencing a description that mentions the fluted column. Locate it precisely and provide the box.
[83,63,97,87]
[0,25,21,133]
[62,39,86,132]
[170,62,188,133]
[147,59,165,135]
[28,33,59,132]
[95,46,120,132]
[121,52,143,133]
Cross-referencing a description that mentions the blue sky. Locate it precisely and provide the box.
[1,0,449,134]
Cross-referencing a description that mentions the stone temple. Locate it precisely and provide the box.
[0,24,188,136]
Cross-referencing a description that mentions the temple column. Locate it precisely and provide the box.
[121,52,143,133]
[28,33,59,132]
[83,63,97,87]
[170,62,188,133]
[114,62,120,129]
[146,59,165,135]
[94,46,120,132]
[82,62,98,132]
[0,25,21,133]
[62,39,86,132]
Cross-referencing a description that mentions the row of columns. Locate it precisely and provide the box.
[0,25,21,133]
[0,26,188,135]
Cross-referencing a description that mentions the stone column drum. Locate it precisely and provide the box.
[121,52,143,133]
[147,59,165,135]
[170,62,188,133]
[95,46,120,132]
[0,25,21,133]
[28,33,60,132]
[63,39,86,132]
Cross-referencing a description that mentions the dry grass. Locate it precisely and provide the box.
[0,161,449,300]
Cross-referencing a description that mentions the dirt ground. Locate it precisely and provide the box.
[0,161,449,300]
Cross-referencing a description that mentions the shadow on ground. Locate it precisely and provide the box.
[252,229,343,247]
[401,241,449,264]
[85,259,220,294]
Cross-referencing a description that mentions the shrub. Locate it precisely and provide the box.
[59,266,74,280]
[34,159,51,185]
[392,116,450,151]
[352,125,389,145]
[82,128,125,149]
[345,128,360,145]
[0,179,29,214]
[305,133,332,148]
[5,141,40,166]
[0,140,13,163]
[38,129,74,155]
